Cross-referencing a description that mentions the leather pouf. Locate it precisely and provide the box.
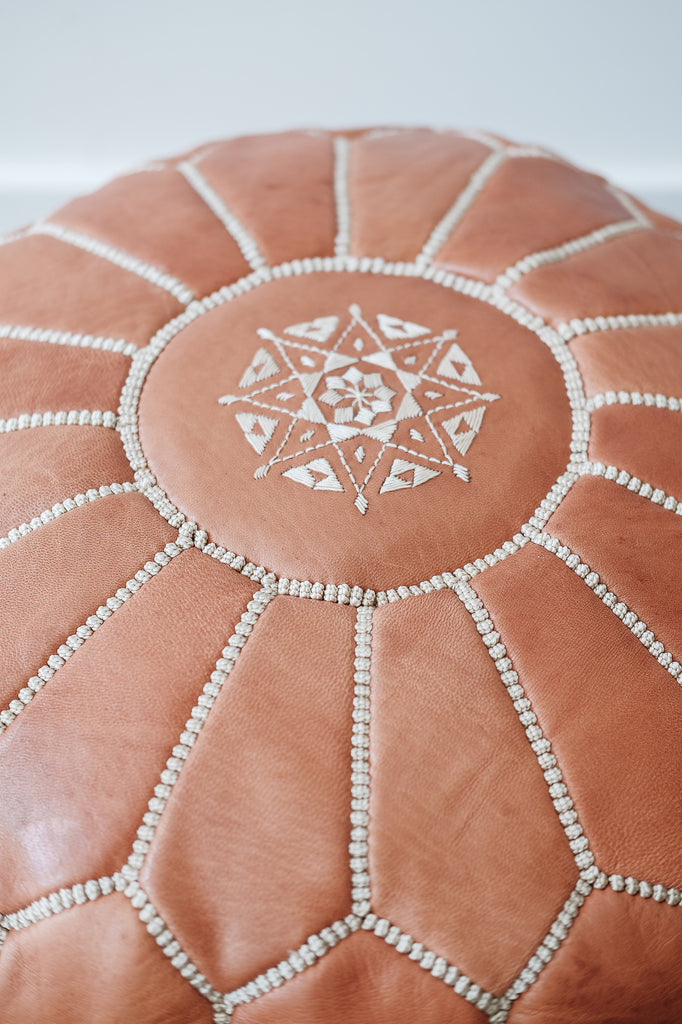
[1,127,682,1024]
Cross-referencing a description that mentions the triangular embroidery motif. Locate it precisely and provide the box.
[377,314,430,340]
[379,458,440,493]
[284,316,339,343]
[437,342,482,385]
[235,413,279,455]
[238,347,280,388]
[441,406,486,456]
[282,457,345,492]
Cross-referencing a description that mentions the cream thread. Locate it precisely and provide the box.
[121,584,276,883]
[492,881,594,1022]
[0,482,137,551]
[350,606,372,915]
[178,160,268,272]
[333,136,351,258]
[607,183,651,227]
[556,311,682,343]
[30,223,194,305]
[0,536,192,733]
[495,219,643,291]
[416,146,549,267]
[0,409,117,433]
[587,390,682,413]
[0,323,137,356]
[577,460,682,514]
[0,873,122,932]
[592,871,682,905]
[453,581,596,876]
[526,528,682,685]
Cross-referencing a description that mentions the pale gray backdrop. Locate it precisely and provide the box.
[1,0,681,230]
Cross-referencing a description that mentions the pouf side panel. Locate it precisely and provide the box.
[475,542,682,888]
[0,490,175,706]
[507,888,682,1024]
[570,325,682,399]
[141,596,356,992]
[588,405,682,499]
[0,893,212,1024]
[369,588,577,994]
[0,427,133,537]
[0,548,251,909]
[231,928,488,1024]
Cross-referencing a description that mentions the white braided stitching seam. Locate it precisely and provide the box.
[178,160,268,272]
[0,409,117,433]
[526,528,682,686]
[121,584,276,883]
[587,390,682,412]
[556,311,682,343]
[577,460,682,514]
[350,607,372,915]
[0,535,192,733]
[30,222,194,305]
[0,482,137,551]
[0,323,137,356]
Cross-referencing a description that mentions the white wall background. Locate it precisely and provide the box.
[2,0,681,230]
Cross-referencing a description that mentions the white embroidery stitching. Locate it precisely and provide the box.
[0,409,117,433]
[577,460,682,513]
[0,323,137,356]
[0,482,137,551]
[30,223,195,305]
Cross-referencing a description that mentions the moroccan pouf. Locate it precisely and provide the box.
[1,127,682,1024]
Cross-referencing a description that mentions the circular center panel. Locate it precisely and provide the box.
[138,272,572,589]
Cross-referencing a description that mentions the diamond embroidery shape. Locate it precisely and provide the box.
[219,305,499,514]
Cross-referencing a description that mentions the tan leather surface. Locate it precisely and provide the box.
[0,338,130,419]
[0,426,132,536]
[589,404,682,497]
[436,157,626,281]
[0,235,182,345]
[512,229,682,323]
[233,929,487,1024]
[570,324,682,397]
[141,596,355,992]
[349,130,489,261]
[0,548,246,909]
[140,271,570,589]
[508,889,682,1024]
[0,491,174,707]
[0,893,212,1024]
[549,475,682,657]
[370,589,576,992]
[476,542,682,887]
[52,167,251,298]
[0,126,681,1020]
[197,132,337,266]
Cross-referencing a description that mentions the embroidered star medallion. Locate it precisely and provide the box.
[219,304,500,514]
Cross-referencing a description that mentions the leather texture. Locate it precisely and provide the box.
[0,126,681,1023]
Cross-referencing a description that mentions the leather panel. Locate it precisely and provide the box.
[549,475,682,658]
[0,894,212,1024]
[0,235,182,346]
[508,889,682,1023]
[0,548,251,909]
[476,543,682,886]
[589,404,682,498]
[52,167,251,298]
[0,338,130,420]
[141,597,355,991]
[0,490,175,708]
[233,929,487,1024]
[512,230,682,323]
[370,589,577,993]
[0,426,132,537]
[570,325,682,398]
[436,157,625,281]
[197,132,337,265]
[349,129,489,262]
